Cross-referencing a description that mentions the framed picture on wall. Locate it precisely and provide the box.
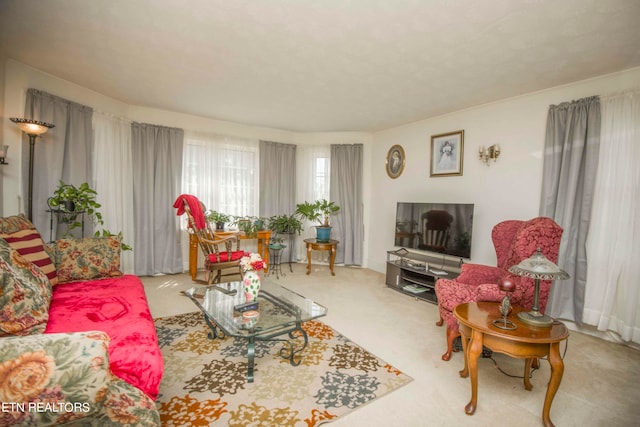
[386,144,406,179]
[430,130,464,177]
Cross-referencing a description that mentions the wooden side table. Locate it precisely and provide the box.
[304,238,339,276]
[454,302,569,427]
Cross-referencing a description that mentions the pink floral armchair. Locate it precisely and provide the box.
[434,217,563,361]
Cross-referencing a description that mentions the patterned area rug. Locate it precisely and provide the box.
[155,312,413,426]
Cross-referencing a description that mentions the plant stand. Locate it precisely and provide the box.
[47,209,85,242]
[266,245,287,279]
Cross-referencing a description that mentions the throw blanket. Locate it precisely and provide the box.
[45,275,164,400]
[174,194,206,230]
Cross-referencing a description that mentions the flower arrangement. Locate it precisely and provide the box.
[240,252,266,273]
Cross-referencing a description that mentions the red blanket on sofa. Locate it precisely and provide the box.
[44,275,163,400]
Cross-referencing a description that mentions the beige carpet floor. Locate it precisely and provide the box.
[142,263,640,426]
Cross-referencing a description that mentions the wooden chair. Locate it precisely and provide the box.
[178,196,245,285]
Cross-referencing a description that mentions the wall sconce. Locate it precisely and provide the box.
[10,118,55,220]
[478,144,500,165]
[0,145,8,165]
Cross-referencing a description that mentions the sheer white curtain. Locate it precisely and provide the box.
[92,112,135,273]
[182,131,259,216]
[584,89,640,344]
[181,131,259,270]
[295,144,330,261]
[92,111,136,274]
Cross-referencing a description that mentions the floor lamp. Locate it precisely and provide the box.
[10,118,55,221]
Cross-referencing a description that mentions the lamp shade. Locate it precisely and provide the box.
[508,248,569,280]
[10,118,55,135]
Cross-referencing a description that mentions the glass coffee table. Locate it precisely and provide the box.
[183,281,327,382]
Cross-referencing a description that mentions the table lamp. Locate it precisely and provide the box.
[508,248,569,327]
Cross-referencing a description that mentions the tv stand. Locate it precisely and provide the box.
[385,248,461,304]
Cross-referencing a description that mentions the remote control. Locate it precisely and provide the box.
[234,301,260,313]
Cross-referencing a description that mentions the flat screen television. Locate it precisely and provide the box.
[394,202,474,259]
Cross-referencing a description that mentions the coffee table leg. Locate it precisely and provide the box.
[542,342,564,427]
[247,337,256,383]
[203,315,225,339]
[465,329,483,415]
[278,324,309,366]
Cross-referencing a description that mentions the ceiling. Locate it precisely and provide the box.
[1,0,639,132]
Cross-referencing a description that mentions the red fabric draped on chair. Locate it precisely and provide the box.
[434,217,563,361]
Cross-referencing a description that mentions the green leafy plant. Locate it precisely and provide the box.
[47,181,131,250]
[205,210,230,226]
[267,214,303,235]
[232,215,267,237]
[47,181,103,225]
[295,199,340,227]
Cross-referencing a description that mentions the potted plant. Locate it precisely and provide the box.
[267,214,303,236]
[232,215,267,237]
[205,210,230,230]
[47,181,131,250]
[295,199,340,242]
[47,181,103,225]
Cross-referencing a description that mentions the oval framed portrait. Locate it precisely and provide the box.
[386,144,406,179]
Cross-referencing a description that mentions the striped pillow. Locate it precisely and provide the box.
[1,229,58,286]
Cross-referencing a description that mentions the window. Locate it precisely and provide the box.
[313,155,330,200]
[182,132,259,218]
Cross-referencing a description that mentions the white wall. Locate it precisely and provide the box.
[367,67,640,273]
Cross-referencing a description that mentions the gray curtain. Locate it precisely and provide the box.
[330,144,363,265]
[259,140,296,217]
[540,96,601,324]
[131,122,184,275]
[24,89,93,237]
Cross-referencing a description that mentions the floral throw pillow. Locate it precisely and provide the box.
[54,236,123,283]
[0,214,35,234]
[0,239,51,337]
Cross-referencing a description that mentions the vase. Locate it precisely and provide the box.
[243,271,261,302]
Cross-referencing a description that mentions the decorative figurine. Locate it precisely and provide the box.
[493,278,517,330]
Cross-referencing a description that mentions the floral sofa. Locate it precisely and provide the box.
[0,215,162,426]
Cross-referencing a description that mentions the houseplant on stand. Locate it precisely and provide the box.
[47,181,131,250]
[267,214,303,238]
[295,199,340,242]
[47,181,103,229]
